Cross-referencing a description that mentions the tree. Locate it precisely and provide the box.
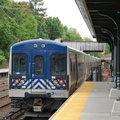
[36,16,49,39]
[105,43,111,54]
[0,0,10,6]
[13,4,26,42]
[1,0,94,66]
[0,0,19,60]
[86,52,103,57]
[22,14,38,40]
[12,1,38,41]
[61,26,68,40]
[29,0,47,17]
[83,37,92,41]
[0,50,6,65]
[46,17,64,40]
[64,27,83,41]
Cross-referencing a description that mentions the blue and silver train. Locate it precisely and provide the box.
[9,39,101,112]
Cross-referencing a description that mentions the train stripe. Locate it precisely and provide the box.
[47,80,54,89]
[25,80,31,89]
[39,79,47,89]
[33,82,44,89]
[12,78,67,90]
[32,79,46,89]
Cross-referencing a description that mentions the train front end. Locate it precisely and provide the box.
[9,39,69,112]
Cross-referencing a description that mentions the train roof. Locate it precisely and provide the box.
[11,39,100,61]
[11,39,67,50]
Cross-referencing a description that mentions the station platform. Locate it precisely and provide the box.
[49,81,120,120]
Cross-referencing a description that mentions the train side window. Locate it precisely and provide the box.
[12,53,27,75]
[70,58,72,72]
[51,54,67,76]
[35,56,44,75]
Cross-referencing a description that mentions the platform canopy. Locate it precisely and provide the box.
[75,0,120,45]
[75,1,120,88]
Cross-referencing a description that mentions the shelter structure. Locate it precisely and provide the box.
[75,0,120,89]
[63,41,106,52]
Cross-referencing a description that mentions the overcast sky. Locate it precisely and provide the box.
[14,0,95,40]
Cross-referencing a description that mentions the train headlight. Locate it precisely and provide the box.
[53,80,58,85]
[34,43,38,48]
[41,43,45,48]
[20,80,25,84]
[15,79,19,84]
[59,79,64,84]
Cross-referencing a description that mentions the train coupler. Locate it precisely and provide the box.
[33,98,44,112]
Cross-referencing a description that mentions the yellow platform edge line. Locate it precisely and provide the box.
[49,82,95,120]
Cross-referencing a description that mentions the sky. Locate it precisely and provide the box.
[14,0,95,40]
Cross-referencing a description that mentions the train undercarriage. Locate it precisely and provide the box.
[11,96,66,112]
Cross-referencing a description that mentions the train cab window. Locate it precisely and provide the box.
[51,54,67,76]
[12,53,27,75]
[35,56,44,75]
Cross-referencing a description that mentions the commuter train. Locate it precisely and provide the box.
[9,39,101,112]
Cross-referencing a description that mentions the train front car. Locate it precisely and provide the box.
[9,39,69,112]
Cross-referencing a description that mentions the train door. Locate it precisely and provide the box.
[31,50,48,91]
[75,54,79,88]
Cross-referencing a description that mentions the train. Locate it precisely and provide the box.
[8,39,101,112]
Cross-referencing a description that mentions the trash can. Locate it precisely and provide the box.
[93,68,98,81]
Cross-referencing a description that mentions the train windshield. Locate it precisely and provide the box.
[12,53,27,75]
[51,54,67,76]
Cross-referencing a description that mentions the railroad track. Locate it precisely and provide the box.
[0,69,12,119]
[0,109,26,120]
[0,74,10,111]
[0,89,25,120]
[0,99,11,109]
[0,69,27,120]
[0,94,14,119]
[0,69,52,120]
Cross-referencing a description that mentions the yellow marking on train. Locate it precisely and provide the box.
[50,82,95,120]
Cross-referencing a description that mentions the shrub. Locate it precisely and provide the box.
[0,56,6,65]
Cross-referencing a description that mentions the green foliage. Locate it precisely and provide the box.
[36,16,49,39]
[83,37,92,41]
[0,56,6,65]
[0,0,11,6]
[63,27,83,41]
[105,43,111,54]
[29,0,47,17]
[61,26,68,40]
[22,14,38,40]
[0,1,18,59]
[0,0,88,66]
[0,50,6,65]
[46,17,64,40]
[86,52,103,57]
[0,50,4,56]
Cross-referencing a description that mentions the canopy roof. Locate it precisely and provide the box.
[75,0,120,43]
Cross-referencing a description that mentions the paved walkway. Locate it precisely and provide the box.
[49,82,120,120]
